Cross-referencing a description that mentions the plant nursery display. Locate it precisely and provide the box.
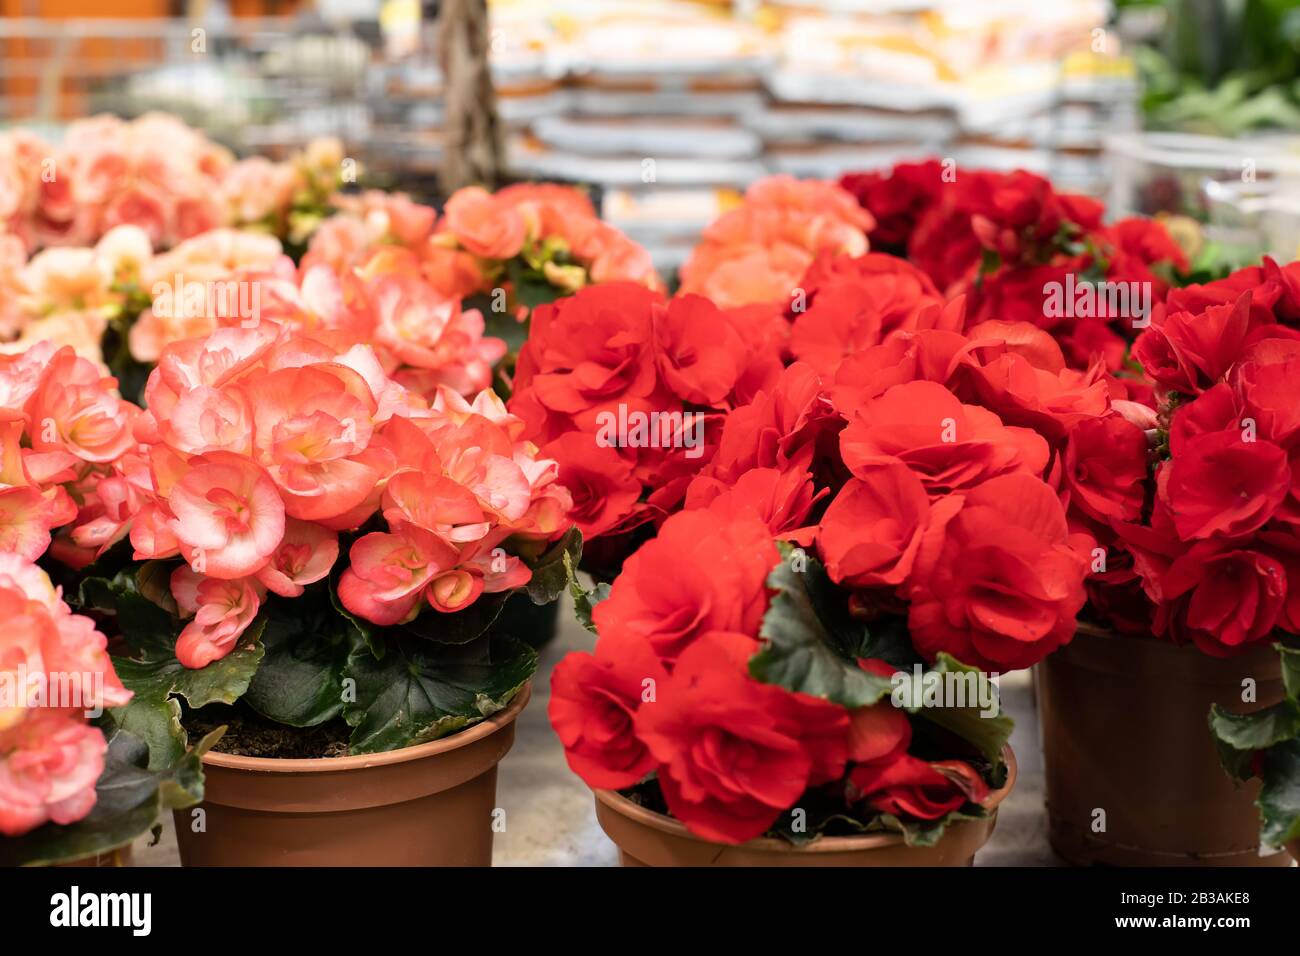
[1,24,1299,880]
[77,321,578,865]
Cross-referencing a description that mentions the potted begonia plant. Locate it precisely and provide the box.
[548,304,1104,865]
[0,553,212,868]
[1037,257,1300,866]
[0,341,211,866]
[1210,643,1300,864]
[79,320,577,866]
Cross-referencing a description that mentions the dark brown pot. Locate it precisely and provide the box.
[1039,627,1289,867]
[593,746,1016,866]
[174,685,529,866]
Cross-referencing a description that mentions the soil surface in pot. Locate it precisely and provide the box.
[186,702,352,759]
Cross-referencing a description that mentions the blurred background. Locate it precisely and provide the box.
[2,0,1299,269]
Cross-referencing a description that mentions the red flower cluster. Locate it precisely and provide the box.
[1087,259,1300,656]
[549,505,989,844]
[548,295,1114,842]
[838,161,1188,372]
[507,283,784,545]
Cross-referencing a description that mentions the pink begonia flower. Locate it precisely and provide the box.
[25,347,139,464]
[0,340,58,416]
[67,452,153,560]
[426,570,484,612]
[0,556,132,836]
[171,567,262,669]
[383,470,489,544]
[158,383,253,458]
[128,500,181,561]
[255,518,339,598]
[0,421,75,560]
[0,713,106,837]
[459,539,532,594]
[441,186,526,260]
[243,366,383,522]
[167,451,285,579]
[338,524,460,626]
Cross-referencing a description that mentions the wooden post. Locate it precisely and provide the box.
[437,0,503,193]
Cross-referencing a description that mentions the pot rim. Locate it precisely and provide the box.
[595,743,1017,854]
[198,683,531,774]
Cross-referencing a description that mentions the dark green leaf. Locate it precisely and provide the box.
[79,569,177,656]
[242,587,354,727]
[1208,699,1300,757]
[113,619,265,713]
[342,633,536,754]
[399,590,509,644]
[104,694,186,771]
[566,550,609,634]
[1257,739,1300,848]
[523,527,583,606]
[1278,643,1300,704]
[912,654,1014,766]
[329,564,383,659]
[749,546,894,708]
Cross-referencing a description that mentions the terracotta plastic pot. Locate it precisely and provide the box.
[1039,627,1289,867]
[174,685,530,866]
[593,746,1017,866]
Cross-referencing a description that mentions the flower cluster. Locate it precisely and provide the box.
[219,137,353,246]
[0,341,144,568]
[0,554,131,836]
[551,505,995,845]
[506,282,784,552]
[549,294,1111,842]
[679,175,875,309]
[0,114,233,254]
[305,182,659,309]
[838,161,1189,371]
[127,324,571,668]
[703,309,1105,671]
[128,234,505,400]
[0,225,153,366]
[1082,258,1300,657]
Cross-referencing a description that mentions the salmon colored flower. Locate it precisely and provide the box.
[441,186,526,260]
[167,451,285,579]
[255,518,339,598]
[337,524,460,625]
[171,567,262,669]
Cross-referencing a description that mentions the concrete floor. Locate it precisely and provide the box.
[135,597,1060,867]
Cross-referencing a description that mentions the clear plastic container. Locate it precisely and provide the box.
[1106,131,1300,263]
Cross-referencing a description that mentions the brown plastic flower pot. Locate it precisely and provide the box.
[592,746,1016,866]
[1039,627,1289,867]
[173,685,529,867]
